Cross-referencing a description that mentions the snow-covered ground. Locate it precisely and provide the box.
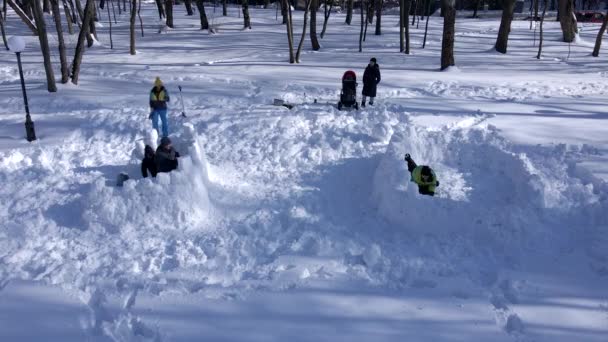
[1,4,607,341]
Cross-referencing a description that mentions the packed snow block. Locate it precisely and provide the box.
[371,118,607,240]
[85,123,213,232]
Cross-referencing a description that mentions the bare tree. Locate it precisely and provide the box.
[107,0,113,47]
[472,0,479,18]
[375,0,382,35]
[195,0,209,30]
[283,0,294,63]
[405,0,410,54]
[32,0,57,92]
[558,0,577,42]
[71,0,94,84]
[242,0,251,29]
[7,0,38,35]
[320,0,333,38]
[592,10,608,56]
[50,0,69,82]
[137,0,143,37]
[0,11,8,50]
[423,0,431,47]
[310,0,320,50]
[130,0,136,54]
[165,0,173,28]
[345,0,353,25]
[359,0,364,51]
[537,0,548,59]
[399,0,404,51]
[155,0,164,19]
[495,0,516,53]
[441,0,455,70]
[222,0,227,16]
[62,0,74,34]
[296,0,311,62]
[184,0,193,15]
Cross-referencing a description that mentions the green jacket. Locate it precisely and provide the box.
[411,166,438,194]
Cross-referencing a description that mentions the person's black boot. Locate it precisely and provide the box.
[361,101,366,107]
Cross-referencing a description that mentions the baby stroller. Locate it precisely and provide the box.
[338,70,359,110]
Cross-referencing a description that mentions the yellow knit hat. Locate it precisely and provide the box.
[154,77,163,87]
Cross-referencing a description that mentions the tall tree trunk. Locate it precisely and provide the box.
[537,0,548,58]
[345,0,353,24]
[7,0,38,35]
[592,10,608,56]
[71,0,94,84]
[165,0,173,28]
[359,0,364,51]
[405,0,410,54]
[375,0,382,35]
[472,0,479,17]
[43,0,50,12]
[283,0,294,63]
[412,0,417,25]
[137,0,143,37]
[50,0,69,83]
[264,0,269,9]
[242,0,251,29]
[107,0,113,47]
[440,0,455,70]
[195,0,209,29]
[222,0,227,16]
[184,0,193,15]
[296,0,310,62]
[320,0,332,38]
[88,2,96,43]
[0,11,8,50]
[68,0,81,26]
[32,0,57,92]
[423,0,430,47]
[281,0,287,24]
[130,0,136,54]
[368,0,373,24]
[399,0,404,51]
[534,0,539,19]
[559,0,577,42]
[495,0,516,53]
[310,0,320,50]
[363,0,369,41]
[155,0,164,19]
[74,0,84,22]
[62,0,74,34]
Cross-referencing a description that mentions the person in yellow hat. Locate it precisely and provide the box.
[149,77,170,137]
[404,154,439,196]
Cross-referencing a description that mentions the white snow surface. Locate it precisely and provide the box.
[1,5,607,342]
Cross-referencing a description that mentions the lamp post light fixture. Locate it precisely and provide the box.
[8,36,36,142]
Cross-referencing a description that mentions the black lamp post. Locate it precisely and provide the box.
[8,36,36,142]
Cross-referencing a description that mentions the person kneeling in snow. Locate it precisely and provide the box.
[141,145,158,178]
[155,137,180,174]
[404,154,439,196]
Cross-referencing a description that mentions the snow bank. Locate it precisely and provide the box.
[372,117,608,252]
[85,123,213,234]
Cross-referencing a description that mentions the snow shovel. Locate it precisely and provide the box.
[178,85,187,118]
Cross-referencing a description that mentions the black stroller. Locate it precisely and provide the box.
[337,70,359,110]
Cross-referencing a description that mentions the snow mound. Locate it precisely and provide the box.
[86,123,214,233]
[372,117,607,252]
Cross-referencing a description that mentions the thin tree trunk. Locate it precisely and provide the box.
[137,0,143,37]
[62,0,74,34]
[88,2,97,41]
[7,0,38,35]
[592,10,608,56]
[472,0,479,17]
[400,0,404,51]
[495,0,516,53]
[50,0,69,82]
[320,0,332,38]
[110,0,117,22]
[310,0,320,50]
[43,0,50,12]
[107,0,113,47]
[423,0,430,47]
[130,0,136,54]
[441,0,455,70]
[537,0,548,58]
[296,0,311,62]
[155,0,164,18]
[184,0,193,15]
[284,0,294,63]
[222,0,227,16]
[367,0,373,24]
[242,0,251,29]
[165,0,173,28]
[363,0,369,41]
[559,0,577,42]
[405,0,410,54]
[345,0,352,24]
[412,0,417,25]
[75,0,84,22]
[534,0,539,19]
[0,11,8,50]
[359,0,364,51]
[71,0,93,84]
[195,0,209,29]
[32,0,57,92]
[68,0,81,26]
[375,0,382,35]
